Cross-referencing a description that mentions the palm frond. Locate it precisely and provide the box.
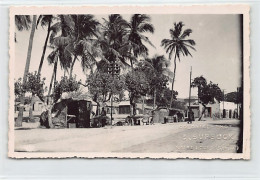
[49,22,61,44]
[183,42,196,51]
[53,36,71,48]
[161,39,174,48]
[180,29,192,39]
[183,39,196,46]
[15,15,31,31]
[139,34,155,48]
[47,50,58,64]
[36,15,43,29]
[181,45,193,57]
[138,23,154,33]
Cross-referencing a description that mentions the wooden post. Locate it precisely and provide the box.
[188,67,192,110]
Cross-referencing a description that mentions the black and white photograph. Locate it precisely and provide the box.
[8,5,250,159]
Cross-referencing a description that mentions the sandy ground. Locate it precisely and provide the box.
[14,119,241,153]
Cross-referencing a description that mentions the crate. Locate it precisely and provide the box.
[68,123,76,128]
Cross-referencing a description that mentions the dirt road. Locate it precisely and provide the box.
[14,119,241,153]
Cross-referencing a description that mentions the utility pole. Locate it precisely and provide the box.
[142,96,145,115]
[222,89,225,118]
[188,66,192,109]
[110,94,113,125]
[153,89,156,110]
[237,87,239,119]
[108,62,120,126]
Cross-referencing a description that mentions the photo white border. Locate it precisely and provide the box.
[8,4,250,159]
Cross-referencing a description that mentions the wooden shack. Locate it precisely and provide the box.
[153,108,169,123]
[51,99,92,128]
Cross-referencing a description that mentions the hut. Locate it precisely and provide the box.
[153,108,169,124]
[40,98,92,128]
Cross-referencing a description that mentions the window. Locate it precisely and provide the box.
[107,107,116,114]
[119,105,131,114]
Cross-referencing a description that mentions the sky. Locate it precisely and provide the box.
[15,14,242,98]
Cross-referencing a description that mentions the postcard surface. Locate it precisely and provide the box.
[9,5,250,159]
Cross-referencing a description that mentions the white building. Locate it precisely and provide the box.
[219,101,239,118]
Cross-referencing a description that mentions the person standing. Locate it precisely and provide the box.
[187,108,193,124]
[100,107,107,126]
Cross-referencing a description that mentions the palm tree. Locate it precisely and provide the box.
[161,21,196,108]
[15,15,31,42]
[98,14,155,116]
[45,15,77,100]
[16,15,37,127]
[100,14,131,67]
[68,15,100,78]
[36,15,56,76]
[137,55,170,109]
[47,35,72,103]
[127,14,155,67]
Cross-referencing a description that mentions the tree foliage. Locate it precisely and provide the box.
[225,88,243,104]
[53,76,80,103]
[86,72,125,103]
[136,55,170,96]
[22,72,47,100]
[149,87,178,108]
[192,76,222,106]
[125,70,150,115]
[192,76,222,120]
[14,78,23,98]
[15,15,31,31]
[127,14,155,65]
[15,72,47,101]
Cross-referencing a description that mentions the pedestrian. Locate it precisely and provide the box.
[173,113,178,122]
[187,108,193,124]
[149,111,154,125]
[100,107,107,126]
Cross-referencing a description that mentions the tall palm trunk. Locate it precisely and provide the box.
[52,60,58,95]
[69,56,77,79]
[153,89,156,109]
[45,58,57,129]
[29,95,34,121]
[169,52,177,109]
[198,104,206,121]
[16,15,37,127]
[129,94,134,116]
[129,47,134,69]
[47,57,58,104]
[37,21,51,76]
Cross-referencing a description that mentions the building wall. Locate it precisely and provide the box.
[153,109,169,123]
[199,102,220,118]
[33,101,44,111]
[191,107,200,118]
[219,101,238,118]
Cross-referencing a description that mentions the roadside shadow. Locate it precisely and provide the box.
[15,128,34,130]
[210,123,240,127]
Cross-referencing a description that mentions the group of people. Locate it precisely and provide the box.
[98,107,195,125]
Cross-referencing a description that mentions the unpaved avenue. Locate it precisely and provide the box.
[15,119,241,153]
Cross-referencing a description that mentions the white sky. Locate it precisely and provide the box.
[15,14,242,98]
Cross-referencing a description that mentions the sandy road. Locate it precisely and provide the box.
[14,119,241,153]
[119,120,240,153]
